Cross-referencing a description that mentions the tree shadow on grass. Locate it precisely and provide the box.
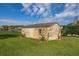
[0,34,19,39]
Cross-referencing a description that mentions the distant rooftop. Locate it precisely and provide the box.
[23,22,58,28]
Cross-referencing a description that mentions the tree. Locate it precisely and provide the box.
[62,25,79,36]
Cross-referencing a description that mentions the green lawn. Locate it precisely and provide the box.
[0,32,79,56]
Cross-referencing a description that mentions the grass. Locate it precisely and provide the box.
[0,32,79,56]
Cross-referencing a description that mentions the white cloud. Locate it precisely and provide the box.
[55,3,77,18]
[0,19,17,23]
[0,19,31,25]
[35,3,79,25]
[55,11,76,18]
[22,3,32,8]
[21,3,32,14]
[21,3,79,25]
[65,3,77,11]
[32,5,38,15]
[21,3,51,17]
[53,4,78,22]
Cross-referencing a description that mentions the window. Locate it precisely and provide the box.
[39,29,42,34]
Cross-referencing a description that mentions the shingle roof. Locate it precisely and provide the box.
[23,22,58,28]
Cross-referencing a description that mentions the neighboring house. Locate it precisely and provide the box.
[0,27,3,31]
[2,26,15,31]
[21,22,61,40]
[1,25,23,32]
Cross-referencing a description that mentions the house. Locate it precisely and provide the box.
[1,25,24,32]
[0,26,3,31]
[21,22,61,40]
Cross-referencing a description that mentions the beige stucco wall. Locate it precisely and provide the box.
[21,24,61,40]
[21,28,41,39]
[48,24,61,40]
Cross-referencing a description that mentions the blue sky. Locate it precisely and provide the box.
[0,3,79,25]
